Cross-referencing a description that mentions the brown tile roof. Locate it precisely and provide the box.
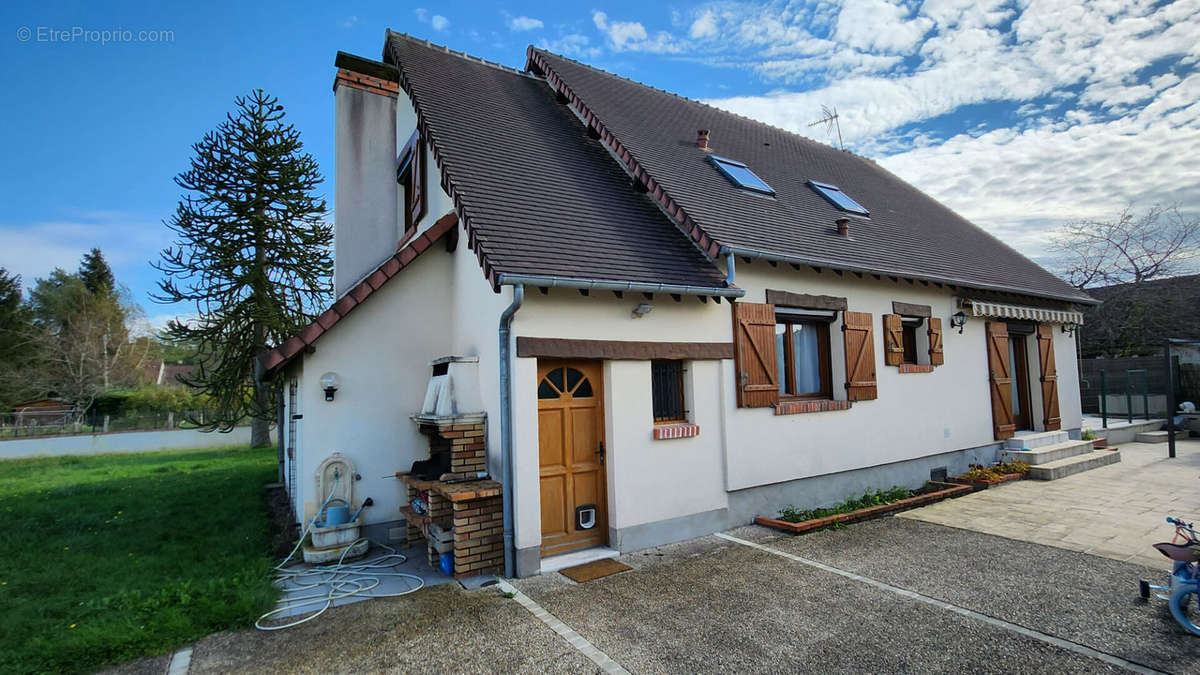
[526,48,1095,306]
[382,33,731,293]
[259,212,458,374]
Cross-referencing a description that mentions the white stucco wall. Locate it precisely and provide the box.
[505,260,1086,549]
[294,249,454,526]
[602,360,729,529]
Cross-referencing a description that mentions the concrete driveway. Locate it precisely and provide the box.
[111,440,1200,674]
[901,439,1200,569]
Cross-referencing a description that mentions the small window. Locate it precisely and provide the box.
[709,155,775,195]
[651,360,687,422]
[809,180,869,215]
[902,322,918,364]
[397,130,426,243]
[774,312,832,398]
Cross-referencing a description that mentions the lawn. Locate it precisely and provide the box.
[0,446,280,674]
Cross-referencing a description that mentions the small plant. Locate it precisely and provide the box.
[778,486,915,523]
[992,460,1031,475]
[502,591,516,599]
[1081,429,1096,441]
[959,464,1001,481]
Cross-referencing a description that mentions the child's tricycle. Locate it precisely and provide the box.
[1140,517,1200,635]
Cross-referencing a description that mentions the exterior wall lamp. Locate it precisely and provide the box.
[631,303,654,319]
[950,311,967,334]
[319,372,340,401]
[1061,322,1078,337]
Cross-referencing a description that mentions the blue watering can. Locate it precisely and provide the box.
[317,498,366,527]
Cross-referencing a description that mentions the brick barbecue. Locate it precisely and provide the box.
[399,356,503,578]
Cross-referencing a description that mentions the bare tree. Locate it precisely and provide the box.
[25,270,146,418]
[1050,204,1200,290]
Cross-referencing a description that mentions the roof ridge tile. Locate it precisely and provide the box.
[527,46,865,160]
[389,30,535,79]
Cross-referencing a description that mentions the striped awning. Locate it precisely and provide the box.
[968,300,1084,325]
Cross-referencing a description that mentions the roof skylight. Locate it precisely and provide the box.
[809,180,869,215]
[709,155,774,195]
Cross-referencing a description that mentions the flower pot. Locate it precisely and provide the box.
[1092,438,1107,449]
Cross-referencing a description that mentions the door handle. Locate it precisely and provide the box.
[596,441,605,465]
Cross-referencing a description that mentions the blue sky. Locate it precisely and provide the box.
[1,1,1197,331]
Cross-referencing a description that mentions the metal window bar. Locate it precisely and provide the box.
[651,360,687,422]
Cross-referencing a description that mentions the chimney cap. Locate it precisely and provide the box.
[835,217,851,237]
[697,128,711,151]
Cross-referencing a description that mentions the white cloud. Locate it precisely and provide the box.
[508,15,544,32]
[593,11,684,54]
[414,8,449,32]
[689,10,718,39]
[878,73,1200,259]
[834,0,933,53]
[539,33,601,59]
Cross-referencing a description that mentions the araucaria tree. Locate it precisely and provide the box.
[154,90,331,446]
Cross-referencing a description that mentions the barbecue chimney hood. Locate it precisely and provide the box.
[413,356,485,423]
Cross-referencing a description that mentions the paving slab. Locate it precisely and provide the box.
[901,439,1200,569]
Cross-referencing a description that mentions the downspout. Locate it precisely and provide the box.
[724,249,736,287]
[498,284,525,578]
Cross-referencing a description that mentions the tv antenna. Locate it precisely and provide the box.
[808,105,844,150]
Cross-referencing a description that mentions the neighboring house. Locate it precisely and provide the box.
[260,33,1097,578]
[158,362,198,388]
[9,399,73,426]
[1080,274,1200,357]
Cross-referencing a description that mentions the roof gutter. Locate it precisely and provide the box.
[495,273,744,298]
[718,246,1098,306]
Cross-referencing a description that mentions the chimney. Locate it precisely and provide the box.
[697,129,711,151]
[332,52,400,297]
[836,217,851,237]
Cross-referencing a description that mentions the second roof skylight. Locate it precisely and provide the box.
[709,155,775,195]
[809,180,869,215]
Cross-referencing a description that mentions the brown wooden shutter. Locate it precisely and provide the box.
[841,311,877,401]
[733,302,779,408]
[927,317,944,366]
[409,137,427,227]
[1037,324,1062,431]
[882,314,904,366]
[986,322,1015,440]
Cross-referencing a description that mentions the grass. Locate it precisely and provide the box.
[0,446,280,674]
[777,486,916,523]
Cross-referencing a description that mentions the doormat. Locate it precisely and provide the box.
[559,558,632,583]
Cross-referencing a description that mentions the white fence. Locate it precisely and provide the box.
[0,426,257,460]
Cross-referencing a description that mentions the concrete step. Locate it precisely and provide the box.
[1029,449,1121,481]
[1134,429,1189,443]
[1001,439,1095,465]
[1004,430,1070,450]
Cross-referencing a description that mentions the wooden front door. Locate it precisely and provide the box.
[537,361,607,557]
[1010,334,1033,431]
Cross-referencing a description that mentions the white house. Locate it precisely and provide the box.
[260,33,1100,578]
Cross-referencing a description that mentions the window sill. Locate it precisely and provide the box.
[897,364,936,374]
[775,399,852,415]
[652,423,701,440]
